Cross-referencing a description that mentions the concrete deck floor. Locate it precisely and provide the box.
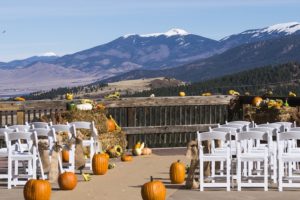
[1,148,300,200]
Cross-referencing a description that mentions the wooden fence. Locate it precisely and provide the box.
[0,95,238,148]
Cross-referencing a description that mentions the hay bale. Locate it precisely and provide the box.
[40,109,127,151]
[244,105,299,124]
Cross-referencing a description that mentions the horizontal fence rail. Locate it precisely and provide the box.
[0,95,237,148]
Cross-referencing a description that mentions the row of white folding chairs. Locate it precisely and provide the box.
[5,121,101,170]
[198,128,300,191]
[0,121,101,188]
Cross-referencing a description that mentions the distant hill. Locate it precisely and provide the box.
[103,34,300,83]
[128,62,300,97]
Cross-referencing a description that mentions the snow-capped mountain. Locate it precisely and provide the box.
[53,28,220,75]
[220,22,300,50]
[124,28,189,38]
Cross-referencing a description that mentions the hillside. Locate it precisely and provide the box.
[103,34,300,83]
[128,62,300,97]
[23,77,184,100]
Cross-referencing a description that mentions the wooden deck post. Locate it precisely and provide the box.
[16,110,25,125]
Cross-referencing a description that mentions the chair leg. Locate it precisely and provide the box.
[278,160,283,192]
[264,158,268,191]
[7,157,12,189]
[32,158,37,179]
[200,159,204,191]
[226,159,230,191]
[237,159,241,191]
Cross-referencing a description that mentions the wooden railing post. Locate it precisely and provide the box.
[16,110,25,125]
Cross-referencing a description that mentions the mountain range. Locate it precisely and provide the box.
[1,22,300,95]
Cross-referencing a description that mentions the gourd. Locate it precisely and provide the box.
[58,172,77,190]
[170,160,185,184]
[179,92,185,97]
[142,147,152,155]
[132,142,144,156]
[92,153,108,175]
[121,154,133,162]
[23,177,51,200]
[65,93,73,100]
[141,176,166,200]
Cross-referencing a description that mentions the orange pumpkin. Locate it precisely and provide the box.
[92,153,108,175]
[142,147,152,155]
[58,172,77,190]
[170,160,185,184]
[121,154,133,162]
[141,176,166,200]
[106,119,116,132]
[62,150,69,162]
[23,177,51,200]
[252,96,263,107]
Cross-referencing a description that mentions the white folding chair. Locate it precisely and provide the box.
[4,131,39,189]
[30,128,63,179]
[69,121,101,170]
[277,131,300,191]
[0,128,15,182]
[236,131,270,191]
[249,127,277,183]
[197,131,231,191]
[50,124,76,172]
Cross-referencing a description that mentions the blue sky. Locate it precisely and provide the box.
[0,0,300,61]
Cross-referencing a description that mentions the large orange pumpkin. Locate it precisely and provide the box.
[252,96,263,107]
[141,176,166,200]
[92,153,108,175]
[23,177,51,200]
[58,172,77,190]
[62,150,69,162]
[106,119,116,132]
[170,160,185,184]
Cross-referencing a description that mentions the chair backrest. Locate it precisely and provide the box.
[277,131,300,141]
[30,128,57,150]
[273,121,295,131]
[257,123,284,132]
[50,124,75,138]
[289,127,300,132]
[4,131,37,153]
[7,124,31,132]
[236,131,269,141]
[277,131,300,154]
[31,122,51,129]
[69,121,98,138]
[226,120,253,126]
[249,127,277,136]
[211,127,238,134]
[197,131,230,142]
[0,128,15,136]
[219,124,245,131]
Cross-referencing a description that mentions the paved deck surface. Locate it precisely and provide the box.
[1,148,300,200]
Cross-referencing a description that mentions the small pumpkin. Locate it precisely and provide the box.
[179,91,185,97]
[142,147,152,155]
[62,150,69,162]
[252,96,263,107]
[121,154,133,162]
[23,177,51,200]
[14,97,25,101]
[106,118,116,132]
[92,153,109,175]
[170,160,185,184]
[141,176,166,200]
[58,172,77,190]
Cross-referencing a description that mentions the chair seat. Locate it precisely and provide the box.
[11,152,35,160]
[281,154,300,161]
[202,154,228,161]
